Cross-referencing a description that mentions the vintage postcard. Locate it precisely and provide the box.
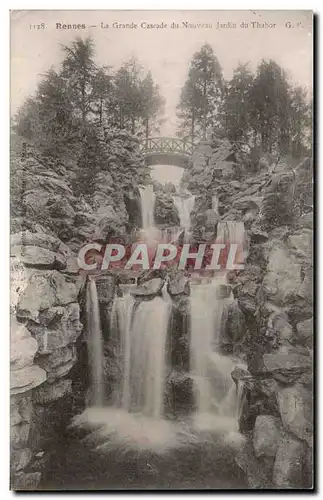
[10,10,313,490]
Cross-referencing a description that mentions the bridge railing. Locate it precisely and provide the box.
[140,137,197,156]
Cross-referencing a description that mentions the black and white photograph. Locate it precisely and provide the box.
[10,10,313,491]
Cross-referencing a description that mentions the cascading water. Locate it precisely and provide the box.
[124,296,170,417]
[74,183,246,457]
[174,194,195,230]
[189,221,247,432]
[190,278,246,432]
[109,288,135,407]
[139,185,156,231]
[216,221,246,266]
[212,194,219,216]
[86,279,104,407]
[110,287,170,418]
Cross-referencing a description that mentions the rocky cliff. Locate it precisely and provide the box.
[183,139,313,489]
[10,130,148,489]
[10,132,313,489]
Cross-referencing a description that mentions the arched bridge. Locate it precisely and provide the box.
[140,137,197,167]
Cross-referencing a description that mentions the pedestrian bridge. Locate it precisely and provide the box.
[140,137,197,167]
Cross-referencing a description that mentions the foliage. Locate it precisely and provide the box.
[177,51,312,159]
[177,44,223,140]
[12,37,164,196]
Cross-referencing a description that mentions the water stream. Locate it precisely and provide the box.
[86,280,104,407]
[111,291,171,418]
[139,185,156,231]
[173,193,195,230]
[190,277,245,432]
[69,168,247,489]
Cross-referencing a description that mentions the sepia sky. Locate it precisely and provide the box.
[11,10,313,135]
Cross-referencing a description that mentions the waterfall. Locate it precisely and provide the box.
[191,280,233,413]
[86,280,104,407]
[139,185,156,231]
[174,194,195,230]
[127,297,170,417]
[217,221,245,245]
[212,195,219,216]
[216,221,246,265]
[110,289,135,408]
[111,291,170,418]
[190,276,246,429]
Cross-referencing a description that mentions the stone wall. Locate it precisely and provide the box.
[10,231,85,490]
[185,140,313,489]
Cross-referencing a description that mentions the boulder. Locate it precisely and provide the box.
[277,384,313,446]
[11,365,47,395]
[152,180,164,193]
[11,471,42,490]
[263,352,311,373]
[221,300,246,348]
[204,208,219,230]
[17,271,78,321]
[167,273,190,296]
[137,269,167,285]
[253,415,281,458]
[11,448,32,472]
[262,242,303,306]
[94,207,126,241]
[132,277,164,298]
[10,231,71,256]
[165,370,194,415]
[269,311,293,343]
[232,362,251,379]
[164,182,176,194]
[47,198,75,219]
[123,187,142,227]
[33,379,72,404]
[26,303,82,354]
[62,256,80,276]
[230,181,242,190]
[288,229,313,258]
[10,257,32,314]
[170,294,190,317]
[154,193,180,227]
[296,213,313,230]
[74,211,97,228]
[272,434,304,488]
[233,196,262,212]
[10,393,32,427]
[235,440,272,488]
[237,282,259,315]
[260,190,295,230]
[248,228,269,244]
[11,245,66,270]
[39,345,77,383]
[296,318,313,348]
[10,423,31,450]
[11,319,38,371]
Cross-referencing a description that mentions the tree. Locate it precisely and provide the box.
[289,86,312,158]
[112,57,144,134]
[61,37,97,126]
[140,71,165,141]
[249,59,291,153]
[13,68,76,157]
[91,67,113,125]
[221,63,254,144]
[177,44,223,140]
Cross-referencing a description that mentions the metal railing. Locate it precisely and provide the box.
[140,137,196,156]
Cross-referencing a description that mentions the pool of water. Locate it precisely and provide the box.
[41,410,247,491]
